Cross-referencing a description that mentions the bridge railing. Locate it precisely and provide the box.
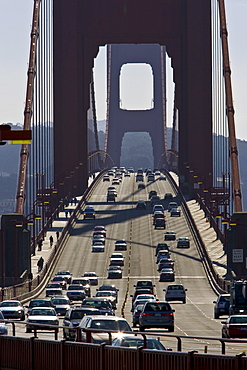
[164,170,231,294]
[1,331,247,370]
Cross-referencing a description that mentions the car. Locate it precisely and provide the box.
[134,280,155,294]
[159,268,175,282]
[221,315,247,338]
[92,242,105,252]
[66,284,86,301]
[156,249,170,263]
[154,171,161,176]
[112,178,120,185]
[138,182,145,189]
[107,186,117,196]
[93,225,106,237]
[155,243,169,256]
[97,284,119,302]
[115,239,127,251]
[150,195,161,206]
[139,301,175,332]
[164,284,187,303]
[92,233,105,245]
[158,258,174,272]
[159,175,166,181]
[109,253,125,266]
[0,311,8,335]
[149,190,157,199]
[154,218,166,229]
[25,299,54,315]
[164,193,173,200]
[170,207,181,217]
[81,298,115,315]
[103,175,110,181]
[147,174,155,181]
[51,276,67,289]
[0,300,25,320]
[132,304,145,327]
[108,170,114,176]
[71,277,91,297]
[26,307,59,333]
[50,295,71,316]
[124,171,130,177]
[56,270,72,284]
[46,283,63,297]
[127,167,134,173]
[164,231,176,241]
[153,212,165,225]
[77,315,132,343]
[132,295,156,312]
[177,237,190,248]
[136,200,146,209]
[63,307,103,340]
[136,174,144,182]
[108,265,122,279]
[213,294,230,319]
[95,291,117,308]
[83,205,95,219]
[83,272,98,285]
[153,204,164,213]
[168,202,178,211]
[111,334,167,350]
[107,193,116,202]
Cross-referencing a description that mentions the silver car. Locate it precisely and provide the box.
[163,284,187,303]
[0,300,25,321]
[139,301,175,332]
[0,311,8,335]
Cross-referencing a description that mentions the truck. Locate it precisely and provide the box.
[229,280,247,315]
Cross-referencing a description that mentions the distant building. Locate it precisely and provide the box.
[0,199,15,215]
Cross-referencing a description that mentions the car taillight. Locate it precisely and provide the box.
[180,292,185,295]
[142,313,155,316]
[161,312,173,317]
[166,292,170,294]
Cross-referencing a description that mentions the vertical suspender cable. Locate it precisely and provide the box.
[16,0,41,214]
[218,0,242,212]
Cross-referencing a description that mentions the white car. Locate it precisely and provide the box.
[92,242,105,252]
[83,272,98,285]
[26,307,59,332]
[163,284,187,303]
[109,253,125,266]
[0,300,25,321]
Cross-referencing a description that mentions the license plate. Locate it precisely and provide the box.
[240,327,247,331]
[155,313,161,317]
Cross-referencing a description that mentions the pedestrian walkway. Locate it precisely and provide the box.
[31,196,82,278]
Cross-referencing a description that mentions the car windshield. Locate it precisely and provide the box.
[52,298,69,305]
[91,319,131,331]
[71,310,88,319]
[31,308,55,316]
[136,281,152,288]
[83,300,111,309]
[145,303,171,311]
[219,295,230,302]
[30,300,51,308]
[0,301,20,307]
[47,283,60,288]
[96,292,113,297]
[230,317,247,324]
[121,338,164,350]
[109,266,121,270]
[68,285,84,290]
[167,285,183,290]
[57,271,70,275]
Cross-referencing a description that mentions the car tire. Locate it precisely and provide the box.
[183,299,186,304]
[133,323,137,328]
[21,313,25,321]
[26,327,32,333]
[214,312,219,319]
[168,326,174,332]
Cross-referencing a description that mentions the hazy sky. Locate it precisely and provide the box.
[0,0,247,139]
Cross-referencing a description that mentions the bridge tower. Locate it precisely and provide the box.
[105,44,167,168]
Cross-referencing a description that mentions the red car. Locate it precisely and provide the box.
[221,315,247,338]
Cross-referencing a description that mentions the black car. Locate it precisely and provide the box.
[83,206,95,219]
[154,218,166,229]
[213,294,230,319]
[63,307,102,340]
[81,298,115,315]
[155,243,169,256]
[138,183,145,189]
[149,190,157,199]
[136,200,146,209]
[139,301,175,332]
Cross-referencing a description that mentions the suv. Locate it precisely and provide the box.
[139,301,175,332]
[155,243,169,256]
[177,237,190,248]
[164,284,187,303]
[154,218,166,229]
[134,280,155,295]
[213,294,230,319]
[107,193,116,202]
[83,206,95,219]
